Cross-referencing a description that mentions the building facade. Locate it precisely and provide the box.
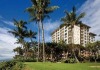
[51,23,96,47]
[89,32,96,43]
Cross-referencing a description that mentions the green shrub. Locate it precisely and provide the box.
[15,57,37,62]
[12,62,24,70]
[0,60,25,70]
[64,58,76,63]
[0,60,17,70]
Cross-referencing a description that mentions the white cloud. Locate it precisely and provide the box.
[0,48,15,59]
[77,0,100,40]
[0,16,19,60]
[44,20,61,31]
[44,20,61,42]
[0,16,14,27]
[0,27,18,60]
[1,20,14,26]
[44,35,51,42]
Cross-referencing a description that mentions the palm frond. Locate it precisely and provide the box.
[45,6,59,13]
[31,0,37,5]
[13,19,19,26]
[29,17,37,22]
[26,7,36,16]
[78,12,85,19]
[72,6,76,13]
[64,10,71,22]
[76,12,85,22]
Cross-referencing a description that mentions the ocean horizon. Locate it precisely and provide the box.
[0,58,12,62]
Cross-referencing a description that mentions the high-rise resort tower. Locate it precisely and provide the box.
[51,23,96,47]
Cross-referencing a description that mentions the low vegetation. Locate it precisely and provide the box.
[0,61,24,70]
[25,62,100,70]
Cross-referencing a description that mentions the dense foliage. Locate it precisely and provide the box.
[9,20,37,62]
[0,61,24,70]
[45,41,100,63]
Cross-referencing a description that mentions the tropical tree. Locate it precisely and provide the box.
[92,41,100,62]
[61,6,85,62]
[16,38,25,47]
[13,46,23,60]
[9,20,27,46]
[23,42,31,59]
[26,0,59,62]
[9,20,28,60]
[26,30,37,42]
[13,47,23,56]
[24,30,37,59]
[58,40,68,60]
[46,42,58,62]
[9,19,37,61]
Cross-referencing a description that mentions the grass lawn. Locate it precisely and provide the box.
[24,62,100,70]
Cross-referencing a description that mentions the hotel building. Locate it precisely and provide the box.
[51,23,96,47]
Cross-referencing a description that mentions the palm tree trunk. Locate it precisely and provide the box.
[41,20,45,62]
[37,22,40,62]
[30,38,33,43]
[66,51,68,59]
[51,49,53,62]
[73,50,79,62]
[40,20,45,62]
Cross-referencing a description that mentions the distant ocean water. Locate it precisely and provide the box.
[0,58,12,62]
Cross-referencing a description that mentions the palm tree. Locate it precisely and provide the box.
[9,20,28,60]
[9,20,27,46]
[13,19,27,29]
[9,20,27,45]
[26,30,37,42]
[58,40,68,60]
[61,6,85,62]
[26,4,41,61]
[26,0,59,62]
[23,42,31,59]
[13,46,23,60]
[46,42,58,62]
[9,20,27,37]
[86,42,98,62]
[92,41,100,62]
[13,47,23,56]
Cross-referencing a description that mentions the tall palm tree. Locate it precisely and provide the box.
[26,0,59,62]
[26,30,37,42]
[26,5,41,61]
[9,20,29,60]
[26,30,37,57]
[9,20,27,37]
[9,20,27,46]
[61,6,85,62]
[23,42,31,59]
[13,19,27,32]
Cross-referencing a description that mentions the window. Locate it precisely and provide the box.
[65,33,67,35]
[58,37,60,40]
[65,39,67,42]
[65,30,67,32]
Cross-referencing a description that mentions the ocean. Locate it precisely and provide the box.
[0,59,12,62]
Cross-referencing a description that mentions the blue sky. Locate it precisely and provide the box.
[0,0,100,60]
[0,0,85,21]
